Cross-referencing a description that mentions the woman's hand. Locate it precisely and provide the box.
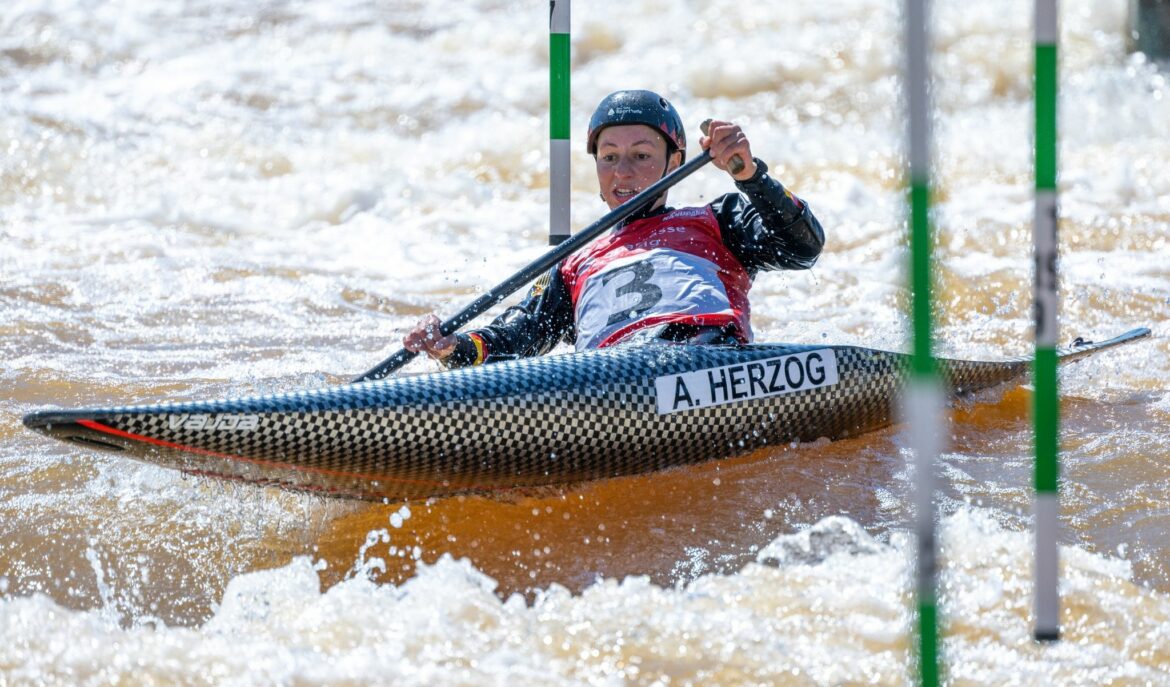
[700,120,758,181]
[403,314,457,360]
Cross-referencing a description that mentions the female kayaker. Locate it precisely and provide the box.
[403,89,825,366]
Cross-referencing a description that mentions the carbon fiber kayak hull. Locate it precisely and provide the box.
[23,328,1149,501]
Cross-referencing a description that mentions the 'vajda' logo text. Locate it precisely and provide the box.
[168,414,260,431]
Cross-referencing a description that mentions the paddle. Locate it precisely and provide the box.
[350,151,710,382]
[351,120,741,383]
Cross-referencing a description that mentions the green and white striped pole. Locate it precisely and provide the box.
[549,0,571,245]
[905,0,944,684]
[1033,0,1061,643]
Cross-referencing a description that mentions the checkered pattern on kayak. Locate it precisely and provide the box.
[34,342,1035,500]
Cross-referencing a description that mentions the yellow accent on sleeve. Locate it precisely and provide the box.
[529,271,551,298]
[468,332,487,365]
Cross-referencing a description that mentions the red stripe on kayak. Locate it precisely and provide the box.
[75,419,499,492]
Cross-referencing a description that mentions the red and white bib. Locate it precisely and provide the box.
[560,206,754,350]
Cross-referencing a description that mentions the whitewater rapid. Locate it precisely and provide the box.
[3,0,1168,684]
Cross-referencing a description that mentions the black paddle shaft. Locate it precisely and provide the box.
[351,150,715,382]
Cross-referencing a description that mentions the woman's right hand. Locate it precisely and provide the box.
[403,314,458,360]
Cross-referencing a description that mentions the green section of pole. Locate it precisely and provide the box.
[549,1,571,246]
[1034,46,1058,189]
[917,602,940,686]
[1033,0,1061,642]
[549,32,571,140]
[910,182,935,376]
[1033,347,1059,491]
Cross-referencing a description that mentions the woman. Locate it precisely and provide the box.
[404,89,825,367]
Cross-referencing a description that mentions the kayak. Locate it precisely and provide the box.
[22,328,1149,501]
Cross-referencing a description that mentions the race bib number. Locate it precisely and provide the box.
[599,261,663,326]
[574,250,732,349]
[654,349,840,414]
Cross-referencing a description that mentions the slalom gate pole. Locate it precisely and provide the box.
[1033,0,1061,643]
[905,0,944,684]
[549,0,571,245]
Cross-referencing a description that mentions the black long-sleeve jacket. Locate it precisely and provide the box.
[442,158,825,367]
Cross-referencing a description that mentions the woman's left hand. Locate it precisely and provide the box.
[700,120,758,181]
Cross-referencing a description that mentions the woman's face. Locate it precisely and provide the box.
[594,124,681,210]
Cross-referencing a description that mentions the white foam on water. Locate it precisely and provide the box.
[3,511,1169,684]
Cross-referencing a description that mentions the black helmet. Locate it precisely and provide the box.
[586,90,687,162]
